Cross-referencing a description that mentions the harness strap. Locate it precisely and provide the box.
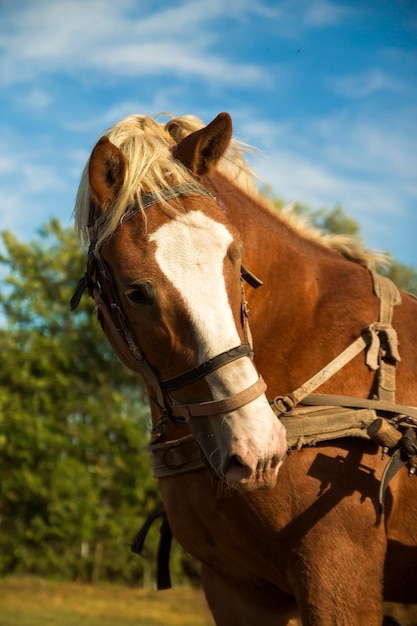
[273,333,371,413]
[149,407,381,479]
[121,184,214,223]
[150,434,205,477]
[130,510,172,590]
[300,393,417,422]
[241,264,264,289]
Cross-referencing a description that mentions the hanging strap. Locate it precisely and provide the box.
[369,271,402,402]
[130,511,173,590]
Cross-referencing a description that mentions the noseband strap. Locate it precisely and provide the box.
[160,344,253,393]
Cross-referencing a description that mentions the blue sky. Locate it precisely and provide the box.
[1,0,416,266]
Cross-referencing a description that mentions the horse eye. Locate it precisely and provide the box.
[125,283,154,306]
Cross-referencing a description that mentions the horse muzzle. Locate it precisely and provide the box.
[189,400,287,491]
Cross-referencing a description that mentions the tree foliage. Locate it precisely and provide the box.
[0,220,188,585]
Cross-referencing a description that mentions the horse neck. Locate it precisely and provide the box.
[208,170,320,306]
[207,172,379,397]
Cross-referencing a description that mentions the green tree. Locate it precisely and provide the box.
[0,220,175,584]
[379,258,417,296]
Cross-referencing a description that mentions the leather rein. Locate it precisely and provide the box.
[70,185,265,430]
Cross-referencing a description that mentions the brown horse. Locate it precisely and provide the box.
[73,112,417,625]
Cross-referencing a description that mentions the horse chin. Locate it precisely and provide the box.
[222,458,282,492]
[225,476,279,492]
[232,478,277,492]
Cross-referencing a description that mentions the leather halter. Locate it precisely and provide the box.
[70,185,265,429]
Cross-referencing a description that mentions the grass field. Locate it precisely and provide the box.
[1,577,416,625]
[0,577,214,626]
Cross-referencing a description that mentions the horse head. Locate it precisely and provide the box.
[76,112,287,490]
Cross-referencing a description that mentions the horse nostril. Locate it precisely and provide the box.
[270,454,281,469]
[224,455,253,482]
[229,455,245,468]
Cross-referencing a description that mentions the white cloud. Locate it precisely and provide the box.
[249,0,357,39]
[0,0,357,88]
[255,148,415,260]
[243,105,417,187]
[305,111,417,180]
[0,134,69,236]
[303,0,356,26]
[16,87,52,110]
[329,69,407,99]
[0,0,269,87]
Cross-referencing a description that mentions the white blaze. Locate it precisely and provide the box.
[150,209,286,478]
[150,210,240,361]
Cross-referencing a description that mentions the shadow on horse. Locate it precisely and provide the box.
[72,111,417,625]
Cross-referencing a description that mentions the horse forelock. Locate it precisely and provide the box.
[75,115,197,252]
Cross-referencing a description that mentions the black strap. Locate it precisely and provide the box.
[131,511,173,590]
[70,274,88,311]
[378,428,417,513]
[379,449,408,514]
[160,344,253,393]
[157,515,173,590]
[241,264,263,289]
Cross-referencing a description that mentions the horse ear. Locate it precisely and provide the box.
[88,136,126,211]
[173,112,232,175]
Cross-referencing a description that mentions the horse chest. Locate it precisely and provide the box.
[159,470,306,593]
[159,444,389,590]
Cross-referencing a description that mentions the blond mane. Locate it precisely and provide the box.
[275,203,385,270]
[74,112,382,269]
